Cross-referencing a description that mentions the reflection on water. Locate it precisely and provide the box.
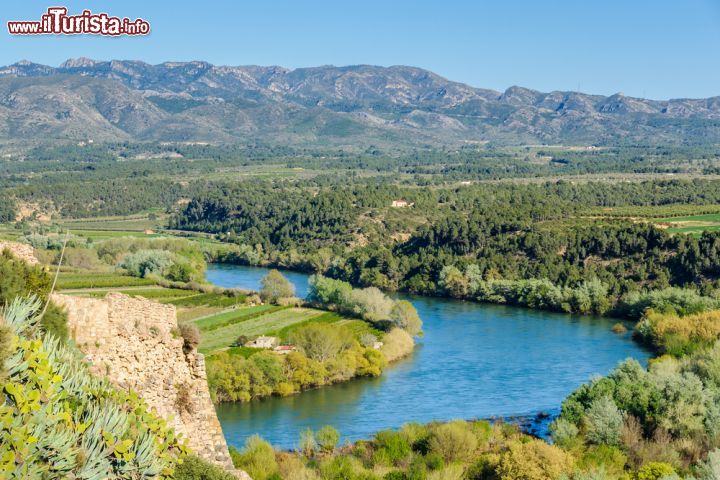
[207,264,651,450]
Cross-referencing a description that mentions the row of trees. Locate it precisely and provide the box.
[307,275,422,335]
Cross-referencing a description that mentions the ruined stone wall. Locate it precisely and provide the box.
[0,240,38,265]
[52,293,248,478]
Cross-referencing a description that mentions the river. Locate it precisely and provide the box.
[206,264,651,450]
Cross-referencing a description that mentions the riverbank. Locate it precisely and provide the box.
[207,256,719,328]
[208,264,650,450]
[202,270,422,404]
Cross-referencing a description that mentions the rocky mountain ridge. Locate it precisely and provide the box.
[1,58,719,146]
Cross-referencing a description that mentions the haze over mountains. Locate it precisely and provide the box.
[1,58,719,147]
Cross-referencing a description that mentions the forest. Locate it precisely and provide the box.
[171,179,720,318]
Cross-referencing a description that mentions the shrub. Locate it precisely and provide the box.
[167,261,195,282]
[120,249,174,278]
[612,323,628,334]
[497,439,573,480]
[427,464,464,480]
[374,430,411,465]
[260,270,295,304]
[585,396,625,446]
[380,329,414,362]
[349,287,394,322]
[179,322,201,350]
[319,455,369,479]
[277,451,319,480]
[550,418,579,448]
[578,445,627,478]
[175,382,195,414]
[428,421,478,462]
[360,332,379,347]
[390,300,423,335]
[466,455,500,480]
[635,462,676,480]
[175,455,237,480]
[636,310,720,355]
[290,323,352,362]
[299,428,317,457]
[40,301,68,342]
[697,449,720,480]
[400,422,429,448]
[233,435,278,480]
[61,247,101,269]
[316,426,341,453]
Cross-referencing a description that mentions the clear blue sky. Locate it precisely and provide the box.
[2,0,719,99]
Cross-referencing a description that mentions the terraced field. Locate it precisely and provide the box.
[196,307,330,354]
[193,305,281,331]
[57,272,157,289]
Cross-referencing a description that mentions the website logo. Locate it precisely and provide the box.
[7,7,150,36]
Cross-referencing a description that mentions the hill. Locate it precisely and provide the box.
[1,58,720,146]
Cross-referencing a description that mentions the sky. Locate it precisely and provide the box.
[2,0,720,100]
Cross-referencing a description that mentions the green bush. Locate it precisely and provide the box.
[232,435,278,480]
[260,270,295,304]
[585,396,625,446]
[317,426,341,453]
[374,430,411,465]
[550,418,579,449]
[175,455,237,480]
[40,302,68,342]
[427,421,478,462]
[635,462,676,480]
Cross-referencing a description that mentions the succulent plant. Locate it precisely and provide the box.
[0,296,189,479]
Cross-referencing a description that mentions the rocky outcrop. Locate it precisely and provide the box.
[51,292,249,479]
[0,240,39,265]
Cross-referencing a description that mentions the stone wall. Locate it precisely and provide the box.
[52,293,249,479]
[0,240,39,265]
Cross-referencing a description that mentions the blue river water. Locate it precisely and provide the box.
[206,264,651,450]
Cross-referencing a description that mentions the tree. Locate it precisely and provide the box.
[585,396,625,446]
[260,269,295,304]
[390,300,422,335]
[438,265,468,298]
[289,323,349,362]
[316,426,340,453]
[349,287,393,322]
[119,249,174,278]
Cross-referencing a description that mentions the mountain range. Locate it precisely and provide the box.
[1,58,720,147]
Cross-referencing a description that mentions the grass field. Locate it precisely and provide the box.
[655,213,720,223]
[193,305,282,331]
[57,273,156,289]
[75,287,197,302]
[177,306,225,322]
[197,307,327,354]
[168,292,247,308]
